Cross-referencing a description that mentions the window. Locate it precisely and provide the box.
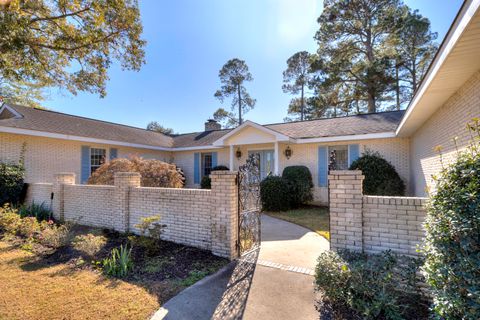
[90,148,106,174]
[201,153,213,177]
[328,145,348,170]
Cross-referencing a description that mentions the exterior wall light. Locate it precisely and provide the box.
[284,146,292,159]
[236,148,242,159]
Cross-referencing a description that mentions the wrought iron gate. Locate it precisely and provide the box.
[237,153,262,256]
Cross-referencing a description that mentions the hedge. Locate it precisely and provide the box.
[260,176,290,211]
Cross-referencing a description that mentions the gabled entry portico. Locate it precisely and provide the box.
[213,120,294,176]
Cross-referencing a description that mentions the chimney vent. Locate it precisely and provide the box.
[205,119,221,131]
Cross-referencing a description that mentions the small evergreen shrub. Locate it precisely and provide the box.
[0,162,25,206]
[422,119,480,319]
[212,165,229,171]
[282,166,313,207]
[349,151,405,196]
[315,250,427,320]
[260,176,291,211]
[200,176,211,189]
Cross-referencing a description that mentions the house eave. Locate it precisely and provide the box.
[295,132,397,144]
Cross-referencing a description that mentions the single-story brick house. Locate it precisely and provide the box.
[0,0,479,204]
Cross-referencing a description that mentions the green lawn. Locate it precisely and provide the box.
[265,206,330,239]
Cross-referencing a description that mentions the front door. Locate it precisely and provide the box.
[248,150,274,179]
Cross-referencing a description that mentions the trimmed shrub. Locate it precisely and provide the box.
[260,176,290,211]
[0,162,25,206]
[315,250,427,320]
[282,166,313,207]
[200,165,229,189]
[87,156,185,188]
[200,176,211,189]
[421,119,480,319]
[349,151,405,196]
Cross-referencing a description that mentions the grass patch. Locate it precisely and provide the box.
[266,206,330,239]
[0,241,159,320]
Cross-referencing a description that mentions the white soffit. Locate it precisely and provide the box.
[396,0,480,137]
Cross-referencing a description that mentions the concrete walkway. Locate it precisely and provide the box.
[151,215,329,320]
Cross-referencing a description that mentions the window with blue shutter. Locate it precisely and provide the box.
[81,146,90,184]
[109,148,118,161]
[318,146,328,187]
[348,144,360,167]
[212,152,218,169]
[194,153,200,184]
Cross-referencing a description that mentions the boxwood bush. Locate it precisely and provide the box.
[282,166,313,208]
[260,176,290,211]
[315,250,427,320]
[0,162,25,206]
[421,119,480,319]
[349,151,405,196]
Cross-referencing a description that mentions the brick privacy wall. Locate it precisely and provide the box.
[24,183,53,206]
[410,70,480,196]
[130,187,213,250]
[48,171,239,259]
[329,170,427,256]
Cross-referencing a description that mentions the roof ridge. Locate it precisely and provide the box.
[264,110,405,127]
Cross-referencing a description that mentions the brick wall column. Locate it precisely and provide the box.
[210,171,238,260]
[52,173,75,221]
[114,172,141,232]
[329,170,364,252]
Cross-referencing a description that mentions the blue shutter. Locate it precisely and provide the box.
[109,148,118,161]
[318,146,328,187]
[211,152,218,169]
[348,144,360,168]
[194,153,200,184]
[81,146,90,184]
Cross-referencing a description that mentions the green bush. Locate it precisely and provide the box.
[0,162,25,206]
[421,119,480,319]
[17,202,53,222]
[315,250,427,320]
[260,176,291,211]
[200,165,229,189]
[282,166,313,207]
[103,244,133,278]
[200,176,211,189]
[349,151,405,196]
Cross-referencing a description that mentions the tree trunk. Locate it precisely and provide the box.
[300,85,305,121]
[395,62,400,110]
[412,61,417,93]
[237,84,242,125]
[367,94,376,113]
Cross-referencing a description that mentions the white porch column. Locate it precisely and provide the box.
[274,141,279,175]
[229,145,234,172]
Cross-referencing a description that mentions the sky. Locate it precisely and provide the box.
[44,0,464,134]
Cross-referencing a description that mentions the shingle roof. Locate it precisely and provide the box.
[171,129,232,148]
[0,104,174,148]
[265,110,405,140]
[0,104,405,149]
